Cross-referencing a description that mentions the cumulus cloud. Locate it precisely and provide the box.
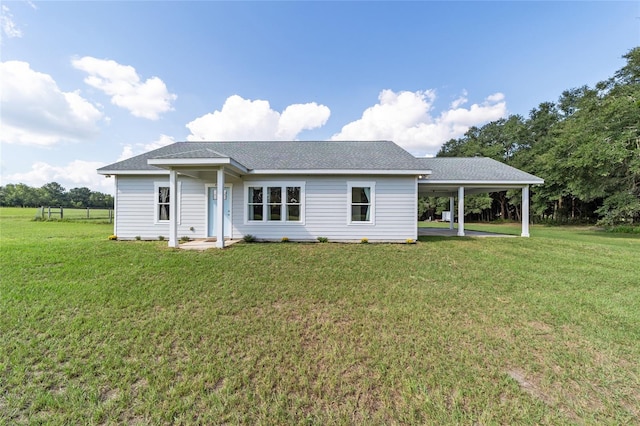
[186,95,330,141]
[3,160,113,193]
[331,89,507,156]
[0,61,102,145]
[72,56,177,120]
[118,134,175,161]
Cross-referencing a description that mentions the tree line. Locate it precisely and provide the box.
[421,47,639,225]
[0,182,114,209]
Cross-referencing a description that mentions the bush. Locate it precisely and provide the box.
[281,237,289,243]
[108,235,117,240]
[317,237,328,243]
[406,238,416,244]
[605,225,640,234]
[158,235,165,241]
[360,238,369,244]
[135,235,141,241]
[243,234,256,243]
[179,236,191,243]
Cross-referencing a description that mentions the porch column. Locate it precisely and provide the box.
[168,169,178,248]
[449,196,455,230]
[521,185,530,237]
[216,168,225,248]
[457,186,465,237]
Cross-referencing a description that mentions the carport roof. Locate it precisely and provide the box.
[417,157,543,184]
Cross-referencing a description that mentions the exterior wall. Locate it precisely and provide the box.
[114,174,417,242]
[114,175,206,240]
[235,175,417,242]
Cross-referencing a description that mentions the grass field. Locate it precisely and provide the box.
[1,207,638,424]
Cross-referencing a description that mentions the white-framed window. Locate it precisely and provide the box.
[245,182,305,224]
[348,181,375,224]
[154,181,181,224]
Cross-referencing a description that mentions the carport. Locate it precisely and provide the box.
[416,157,544,237]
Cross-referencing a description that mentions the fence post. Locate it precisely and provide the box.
[60,206,63,219]
[87,207,90,219]
[48,206,51,219]
[109,208,113,223]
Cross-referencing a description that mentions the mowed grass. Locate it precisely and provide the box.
[1,207,638,424]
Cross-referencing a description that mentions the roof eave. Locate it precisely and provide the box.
[249,169,432,176]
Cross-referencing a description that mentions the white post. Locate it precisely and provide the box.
[449,196,455,230]
[216,168,225,248]
[457,186,465,237]
[521,185,530,237]
[168,169,178,248]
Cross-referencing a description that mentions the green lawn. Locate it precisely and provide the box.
[1,207,639,424]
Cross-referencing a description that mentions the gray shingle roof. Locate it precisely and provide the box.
[97,140,543,184]
[416,157,543,183]
[98,141,428,172]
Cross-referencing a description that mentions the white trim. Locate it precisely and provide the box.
[250,169,428,176]
[243,181,306,225]
[154,181,181,225]
[113,176,119,235]
[347,181,376,225]
[419,179,544,185]
[99,170,169,175]
[204,183,233,238]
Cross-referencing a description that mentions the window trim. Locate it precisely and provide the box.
[347,181,375,225]
[154,181,181,225]
[244,181,305,225]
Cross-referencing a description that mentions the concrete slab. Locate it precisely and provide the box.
[179,239,242,250]
[418,228,515,237]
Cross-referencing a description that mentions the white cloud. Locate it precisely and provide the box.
[186,95,330,141]
[72,56,177,120]
[118,134,175,161]
[1,5,22,39]
[0,61,103,146]
[3,160,114,193]
[331,89,507,156]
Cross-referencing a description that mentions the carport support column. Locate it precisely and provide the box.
[216,168,225,249]
[449,196,455,230]
[521,185,530,237]
[168,169,178,248]
[457,186,465,237]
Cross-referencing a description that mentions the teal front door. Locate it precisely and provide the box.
[208,186,231,238]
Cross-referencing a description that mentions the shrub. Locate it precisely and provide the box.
[281,237,289,243]
[406,239,416,244]
[360,238,369,244]
[158,235,165,241]
[605,225,640,234]
[108,235,117,240]
[135,235,141,241]
[243,234,256,243]
[179,236,191,243]
[317,236,328,243]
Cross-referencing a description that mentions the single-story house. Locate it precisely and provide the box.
[97,140,543,247]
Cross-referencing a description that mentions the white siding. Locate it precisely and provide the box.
[235,175,417,242]
[115,175,207,240]
[115,174,417,242]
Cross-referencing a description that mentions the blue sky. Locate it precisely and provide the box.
[1,1,638,193]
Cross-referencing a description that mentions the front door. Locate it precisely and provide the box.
[208,186,232,238]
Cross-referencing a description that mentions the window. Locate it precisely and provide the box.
[248,186,263,221]
[268,187,282,221]
[245,182,304,223]
[286,187,301,221]
[158,186,170,221]
[348,182,375,224]
[154,182,181,224]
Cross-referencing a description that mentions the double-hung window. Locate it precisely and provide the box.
[157,186,170,222]
[246,182,304,223]
[154,182,180,224]
[348,182,375,224]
